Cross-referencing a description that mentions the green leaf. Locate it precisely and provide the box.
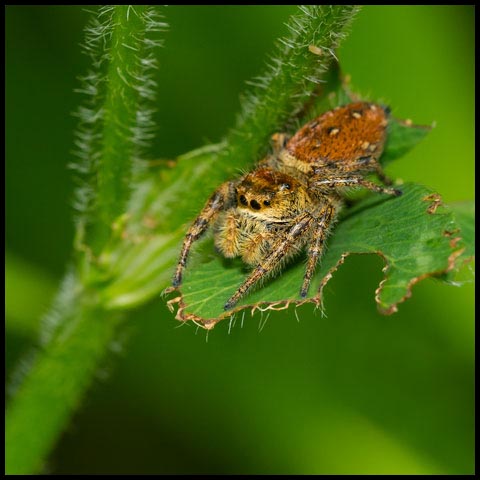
[449,201,475,260]
[382,118,431,166]
[168,183,463,328]
[440,201,475,283]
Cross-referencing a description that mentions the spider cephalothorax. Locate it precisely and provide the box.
[173,102,401,310]
[214,167,312,267]
[234,168,310,219]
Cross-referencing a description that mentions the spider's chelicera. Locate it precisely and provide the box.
[173,102,401,310]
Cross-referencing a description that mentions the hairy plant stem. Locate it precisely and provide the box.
[6,5,166,474]
[6,280,124,474]
[224,5,360,173]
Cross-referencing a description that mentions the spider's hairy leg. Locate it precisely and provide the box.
[224,212,314,310]
[373,160,394,186]
[300,202,337,298]
[313,176,402,197]
[357,178,402,196]
[173,181,235,287]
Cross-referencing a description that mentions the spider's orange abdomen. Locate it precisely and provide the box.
[285,102,388,167]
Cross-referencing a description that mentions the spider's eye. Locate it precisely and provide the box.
[280,183,291,191]
[250,199,261,210]
[263,200,271,207]
[239,195,248,206]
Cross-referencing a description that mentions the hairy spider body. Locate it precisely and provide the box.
[214,168,316,267]
[173,102,401,310]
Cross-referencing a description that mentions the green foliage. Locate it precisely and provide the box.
[169,178,470,329]
[449,201,475,262]
[441,201,475,283]
[382,119,431,166]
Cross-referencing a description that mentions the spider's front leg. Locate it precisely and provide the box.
[224,212,314,310]
[300,201,337,298]
[173,180,236,287]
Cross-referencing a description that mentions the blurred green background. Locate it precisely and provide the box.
[6,5,474,474]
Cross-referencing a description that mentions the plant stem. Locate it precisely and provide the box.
[74,5,166,253]
[6,6,166,473]
[225,5,360,172]
[96,6,146,230]
[5,279,124,474]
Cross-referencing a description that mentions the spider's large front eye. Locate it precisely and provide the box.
[239,195,248,206]
[250,199,261,210]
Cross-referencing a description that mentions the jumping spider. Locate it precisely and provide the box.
[173,102,401,310]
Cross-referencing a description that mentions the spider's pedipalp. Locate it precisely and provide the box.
[224,212,314,310]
